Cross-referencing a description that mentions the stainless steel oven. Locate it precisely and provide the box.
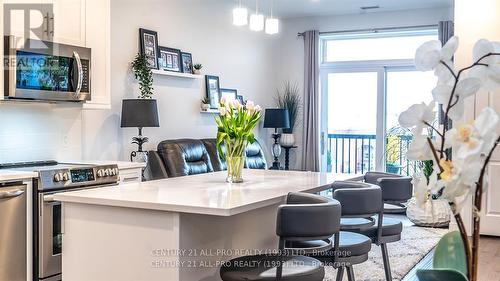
[0,161,119,281]
[4,35,91,102]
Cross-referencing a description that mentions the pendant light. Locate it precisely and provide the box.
[249,0,264,31]
[265,0,279,34]
[232,0,248,26]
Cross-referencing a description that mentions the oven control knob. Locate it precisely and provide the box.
[114,168,119,176]
[62,173,70,181]
[104,169,111,176]
[97,169,104,177]
[109,169,115,176]
[54,173,61,182]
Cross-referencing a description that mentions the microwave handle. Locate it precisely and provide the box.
[73,51,83,95]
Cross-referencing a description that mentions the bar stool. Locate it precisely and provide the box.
[333,181,403,281]
[364,171,413,214]
[220,192,342,281]
[286,185,381,281]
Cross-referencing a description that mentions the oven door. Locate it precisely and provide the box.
[38,193,62,280]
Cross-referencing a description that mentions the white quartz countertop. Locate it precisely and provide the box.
[54,170,362,216]
[0,170,38,182]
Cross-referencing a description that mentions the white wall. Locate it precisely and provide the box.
[82,0,280,162]
[273,7,454,169]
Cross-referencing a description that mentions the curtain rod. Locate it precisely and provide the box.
[297,24,438,36]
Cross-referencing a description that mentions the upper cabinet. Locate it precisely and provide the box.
[4,0,86,46]
[42,0,86,46]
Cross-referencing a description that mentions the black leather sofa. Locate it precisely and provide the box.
[144,138,267,180]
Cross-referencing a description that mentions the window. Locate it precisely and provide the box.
[320,28,438,175]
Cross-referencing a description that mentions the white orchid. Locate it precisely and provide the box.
[415,36,459,84]
[432,77,482,120]
[469,39,500,91]
[406,135,435,161]
[398,102,436,134]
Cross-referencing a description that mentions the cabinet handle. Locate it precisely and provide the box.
[0,189,24,199]
[44,12,49,34]
[50,15,55,36]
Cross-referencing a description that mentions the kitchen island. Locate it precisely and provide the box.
[54,170,361,281]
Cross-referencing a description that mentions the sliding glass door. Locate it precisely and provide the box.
[319,28,438,174]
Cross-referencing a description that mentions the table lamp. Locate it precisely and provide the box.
[263,108,290,170]
[121,99,159,162]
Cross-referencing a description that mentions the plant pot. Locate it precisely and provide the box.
[386,163,401,174]
[194,69,201,75]
[407,198,451,227]
[201,103,210,111]
[280,133,295,148]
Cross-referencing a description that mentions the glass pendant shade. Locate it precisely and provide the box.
[232,7,248,26]
[249,14,264,31]
[265,18,279,34]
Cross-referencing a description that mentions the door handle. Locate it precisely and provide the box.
[0,189,24,199]
[49,14,55,36]
[320,132,325,155]
[44,12,49,35]
[73,51,83,96]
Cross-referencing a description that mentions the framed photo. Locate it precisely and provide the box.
[237,95,245,105]
[139,28,159,69]
[158,47,181,72]
[205,75,221,109]
[181,52,193,74]
[220,88,237,102]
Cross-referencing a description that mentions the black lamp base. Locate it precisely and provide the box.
[269,132,283,170]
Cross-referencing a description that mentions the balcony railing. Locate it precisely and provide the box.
[327,133,418,176]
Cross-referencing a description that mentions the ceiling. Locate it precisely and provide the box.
[235,0,454,18]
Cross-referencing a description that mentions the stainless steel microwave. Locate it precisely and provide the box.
[4,36,91,102]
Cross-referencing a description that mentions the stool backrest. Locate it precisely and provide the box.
[332,181,384,243]
[276,192,341,243]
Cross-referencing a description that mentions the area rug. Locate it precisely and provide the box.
[324,226,449,281]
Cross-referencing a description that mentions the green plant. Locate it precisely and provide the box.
[131,53,154,99]
[201,97,210,104]
[193,63,203,70]
[276,81,301,134]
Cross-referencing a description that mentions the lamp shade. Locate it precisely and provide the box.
[121,99,160,128]
[263,108,290,129]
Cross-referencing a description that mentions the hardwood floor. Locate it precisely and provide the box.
[403,236,500,281]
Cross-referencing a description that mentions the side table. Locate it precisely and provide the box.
[281,145,298,170]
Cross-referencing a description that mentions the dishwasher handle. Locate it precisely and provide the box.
[0,189,25,199]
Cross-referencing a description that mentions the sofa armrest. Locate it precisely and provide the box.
[143,151,169,181]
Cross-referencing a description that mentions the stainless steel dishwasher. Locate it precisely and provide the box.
[0,182,27,281]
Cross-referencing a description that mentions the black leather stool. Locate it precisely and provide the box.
[220,192,341,281]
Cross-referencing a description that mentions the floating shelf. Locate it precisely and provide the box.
[152,69,203,79]
[200,109,220,114]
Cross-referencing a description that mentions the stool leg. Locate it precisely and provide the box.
[381,243,393,281]
[336,266,344,281]
[346,265,355,281]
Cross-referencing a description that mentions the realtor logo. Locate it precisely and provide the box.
[3,4,53,51]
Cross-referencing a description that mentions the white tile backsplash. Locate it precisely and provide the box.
[0,102,82,163]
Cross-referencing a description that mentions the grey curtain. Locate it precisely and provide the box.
[438,20,454,127]
[301,30,320,172]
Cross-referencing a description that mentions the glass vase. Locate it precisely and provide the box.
[226,156,246,183]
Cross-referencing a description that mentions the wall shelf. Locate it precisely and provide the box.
[200,109,219,114]
[152,69,203,79]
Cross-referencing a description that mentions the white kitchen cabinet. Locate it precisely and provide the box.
[82,0,110,108]
[42,0,86,46]
[3,0,44,41]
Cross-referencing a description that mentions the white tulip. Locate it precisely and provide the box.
[219,106,227,116]
[220,96,227,105]
[254,105,262,112]
[231,100,242,110]
[415,37,459,72]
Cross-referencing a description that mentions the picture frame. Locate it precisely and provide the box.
[158,46,182,72]
[237,95,245,105]
[220,88,238,102]
[181,52,193,74]
[139,28,159,69]
[205,75,221,109]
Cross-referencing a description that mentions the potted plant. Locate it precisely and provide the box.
[276,81,302,147]
[215,98,262,183]
[200,97,210,111]
[399,37,500,281]
[193,63,203,75]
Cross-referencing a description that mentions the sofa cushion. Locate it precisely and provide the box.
[157,139,214,177]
